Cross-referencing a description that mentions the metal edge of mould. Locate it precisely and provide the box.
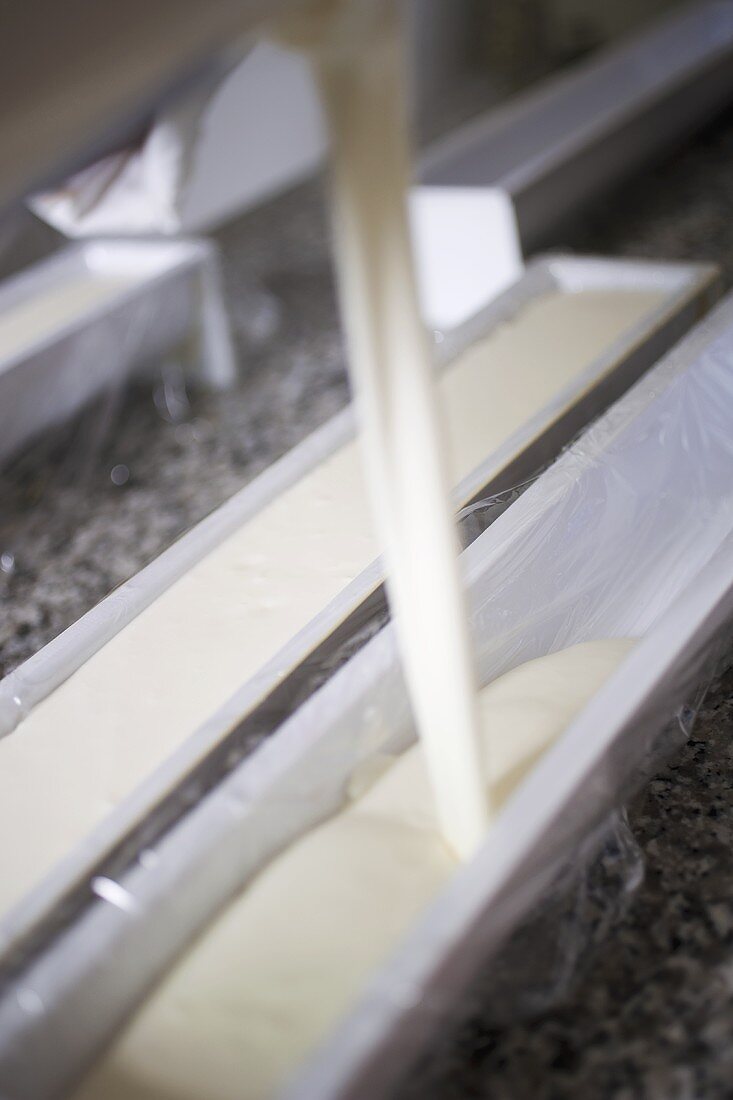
[0,236,236,466]
[420,0,733,252]
[0,256,719,978]
[4,274,733,1100]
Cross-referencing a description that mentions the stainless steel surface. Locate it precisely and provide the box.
[0,255,718,1100]
[0,239,235,465]
[422,0,733,251]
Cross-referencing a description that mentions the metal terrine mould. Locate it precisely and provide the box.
[0,237,236,466]
[1,268,732,1099]
[0,256,717,969]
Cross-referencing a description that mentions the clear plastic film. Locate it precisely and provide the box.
[394,651,731,1100]
[0,262,728,1100]
[0,277,726,1100]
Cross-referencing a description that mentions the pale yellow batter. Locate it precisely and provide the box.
[75,639,633,1100]
[316,10,490,856]
[0,288,660,919]
[0,274,132,359]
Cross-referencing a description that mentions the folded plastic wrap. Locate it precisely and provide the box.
[1,286,733,1100]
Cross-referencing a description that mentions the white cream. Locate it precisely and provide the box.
[0,275,131,359]
[0,287,660,919]
[315,9,488,856]
[74,639,633,1100]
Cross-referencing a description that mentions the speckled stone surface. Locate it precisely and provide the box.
[3,98,733,1099]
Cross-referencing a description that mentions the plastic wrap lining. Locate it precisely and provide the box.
[0,253,715,733]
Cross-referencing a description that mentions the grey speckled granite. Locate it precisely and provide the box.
[3,98,733,1098]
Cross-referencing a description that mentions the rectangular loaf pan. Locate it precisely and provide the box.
[2,278,733,1099]
[0,237,235,465]
[0,256,716,969]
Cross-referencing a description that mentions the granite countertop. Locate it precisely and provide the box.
[3,97,733,1099]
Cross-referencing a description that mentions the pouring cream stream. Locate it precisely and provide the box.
[279,0,489,858]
